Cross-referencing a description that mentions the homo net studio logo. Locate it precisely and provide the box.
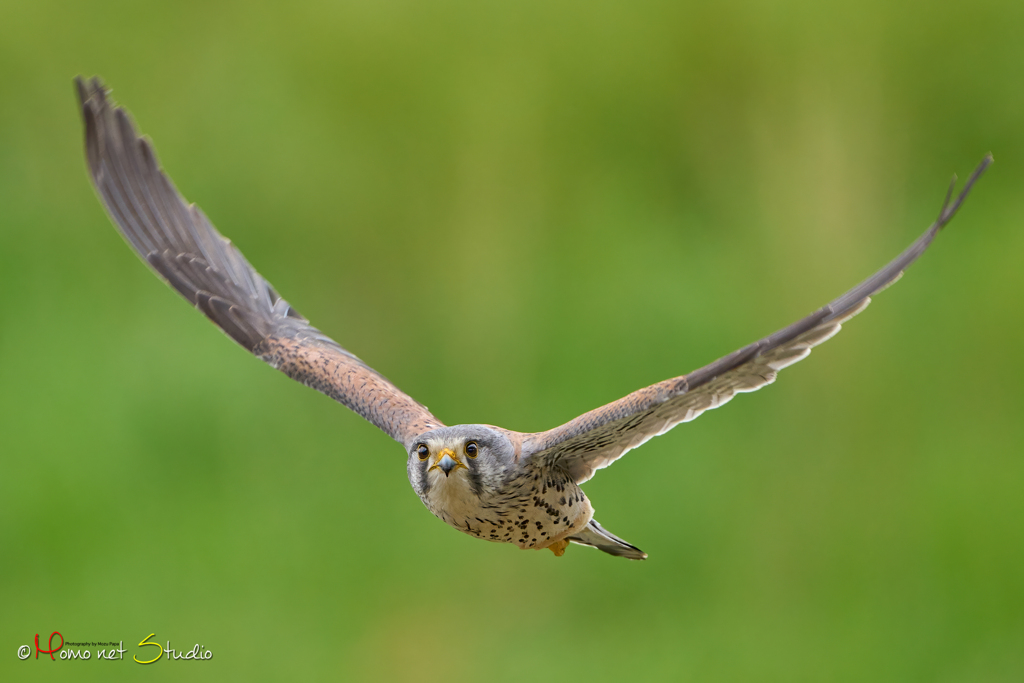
[16,632,212,664]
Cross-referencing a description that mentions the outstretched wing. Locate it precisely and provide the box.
[521,156,991,483]
[76,76,444,446]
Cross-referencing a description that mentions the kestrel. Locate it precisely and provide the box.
[76,77,990,560]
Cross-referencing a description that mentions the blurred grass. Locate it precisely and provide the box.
[1,0,1023,681]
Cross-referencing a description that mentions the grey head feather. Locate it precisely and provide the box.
[406,424,516,497]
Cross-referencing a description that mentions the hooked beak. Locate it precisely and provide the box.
[429,448,465,477]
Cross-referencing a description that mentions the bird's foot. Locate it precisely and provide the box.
[547,539,570,557]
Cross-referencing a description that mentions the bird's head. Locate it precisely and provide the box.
[407,425,516,496]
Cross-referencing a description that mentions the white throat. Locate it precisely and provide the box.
[424,469,479,520]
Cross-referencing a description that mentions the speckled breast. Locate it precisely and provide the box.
[422,466,593,550]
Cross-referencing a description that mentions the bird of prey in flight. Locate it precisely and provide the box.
[76,76,990,560]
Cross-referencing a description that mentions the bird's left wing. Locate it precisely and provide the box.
[77,77,444,446]
[519,157,991,484]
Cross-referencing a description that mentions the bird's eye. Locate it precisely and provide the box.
[465,441,479,458]
[416,444,429,460]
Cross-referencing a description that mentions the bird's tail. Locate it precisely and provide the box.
[568,520,647,560]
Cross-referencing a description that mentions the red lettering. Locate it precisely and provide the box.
[35,631,64,660]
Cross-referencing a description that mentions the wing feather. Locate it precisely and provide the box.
[77,76,443,446]
[521,157,991,483]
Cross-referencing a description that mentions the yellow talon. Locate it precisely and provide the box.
[548,539,570,557]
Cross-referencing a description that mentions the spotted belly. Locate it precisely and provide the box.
[422,467,592,551]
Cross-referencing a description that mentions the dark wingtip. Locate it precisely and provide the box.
[938,174,957,222]
[937,154,993,229]
[73,75,108,111]
[76,76,105,178]
[73,75,88,109]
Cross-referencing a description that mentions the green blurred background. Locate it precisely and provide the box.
[2,1,1022,681]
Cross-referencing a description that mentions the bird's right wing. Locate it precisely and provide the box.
[77,77,444,446]
[520,156,991,483]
